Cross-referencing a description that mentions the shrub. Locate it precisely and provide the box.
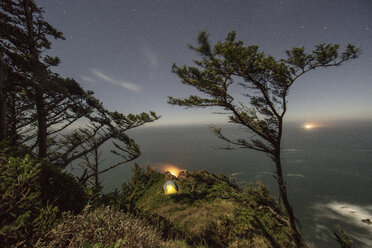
[121,164,163,211]
[39,206,162,248]
[0,155,59,248]
[0,141,30,159]
[85,183,122,209]
[0,150,88,247]
[39,162,87,213]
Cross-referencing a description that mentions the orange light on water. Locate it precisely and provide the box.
[159,164,183,177]
[304,124,314,129]
[303,123,321,130]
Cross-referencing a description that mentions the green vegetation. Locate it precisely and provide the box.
[121,165,293,247]
[0,147,355,247]
[0,153,295,247]
[0,151,86,247]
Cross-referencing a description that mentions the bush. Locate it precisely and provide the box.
[0,151,88,247]
[0,155,59,247]
[39,206,162,248]
[0,141,30,159]
[85,183,122,209]
[39,162,87,213]
[120,164,163,211]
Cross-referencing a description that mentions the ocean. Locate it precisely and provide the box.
[78,122,372,247]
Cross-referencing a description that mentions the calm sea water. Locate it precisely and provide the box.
[78,122,372,247]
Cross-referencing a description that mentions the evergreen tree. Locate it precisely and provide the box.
[0,0,63,158]
[169,31,359,247]
[21,0,64,158]
[1,0,160,179]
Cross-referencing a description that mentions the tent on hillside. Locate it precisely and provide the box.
[163,181,178,195]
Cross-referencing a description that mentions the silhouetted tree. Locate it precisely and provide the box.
[22,0,64,158]
[47,92,159,169]
[78,136,103,186]
[169,31,359,248]
[0,0,64,158]
[20,73,91,153]
[1,1,160,178]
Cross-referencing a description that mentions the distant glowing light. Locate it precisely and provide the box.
[303,123,319,130]
[159,164,183,177]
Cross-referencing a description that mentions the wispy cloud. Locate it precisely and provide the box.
[80,75,95,83]
[143,47,159,68]
[85,69,140,92]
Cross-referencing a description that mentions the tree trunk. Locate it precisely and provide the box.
[94,148,99,187]
[8,94,18,146]
[23,0,48,158]
[274,153,307,248]
[35,86,47,158]
[0,57,7,141]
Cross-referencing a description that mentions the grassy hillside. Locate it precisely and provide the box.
[122,165,293,247]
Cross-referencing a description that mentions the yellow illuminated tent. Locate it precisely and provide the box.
[163,181,178,195]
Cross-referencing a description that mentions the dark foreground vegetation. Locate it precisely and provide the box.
[1,146,295,247]
[0,146,354,248]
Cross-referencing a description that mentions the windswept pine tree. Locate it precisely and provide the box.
[169,31,359,247]
[0,0,64,157]
[1,0,159,177]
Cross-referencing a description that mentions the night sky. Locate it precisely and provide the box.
[36,0,372,127]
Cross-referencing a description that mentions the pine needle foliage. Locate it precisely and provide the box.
[168,31,359,247]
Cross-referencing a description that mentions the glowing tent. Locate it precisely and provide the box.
[163,181,178,195]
